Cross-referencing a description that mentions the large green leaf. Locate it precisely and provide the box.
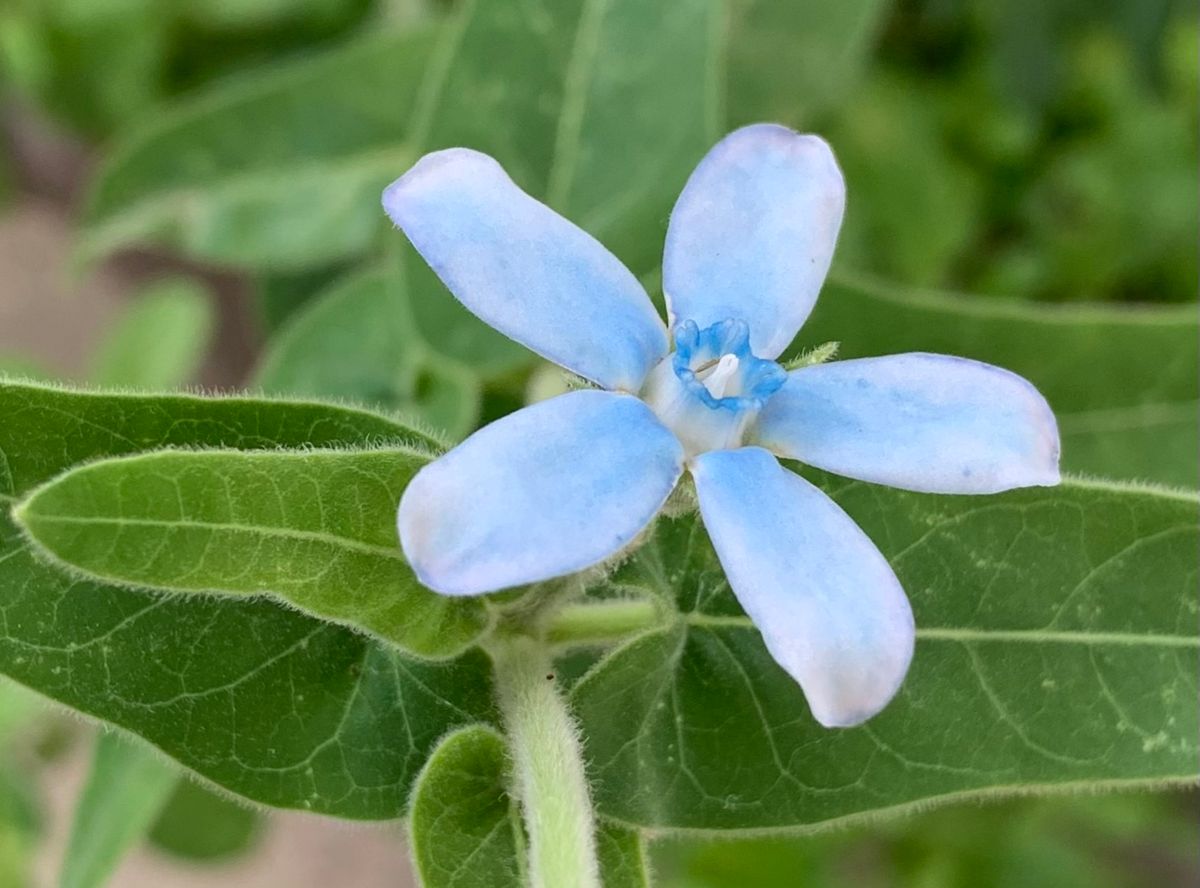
[597,823,651,888]
[723,0,887,128]
[801,273,1200,488]
[0,381,496,818]
[81,0,720,275]
[497,0,717,272]
[78,26,438,270]
[0,380,442,481]
[409,725,525,888]
[60,733,176,888]
[16,446,489,657]
[571,475,1199,832]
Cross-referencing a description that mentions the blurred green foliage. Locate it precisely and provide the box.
[656,792,1198,888]
[148,779,261,861]
[0,0,387,136]
[824,0,1198,302]
[0,681,41,888]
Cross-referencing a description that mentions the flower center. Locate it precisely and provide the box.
[697,353,740,399]
[640,319,786,456]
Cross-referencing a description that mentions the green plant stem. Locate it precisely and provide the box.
[491,636,601,888]
[544,599,659,646]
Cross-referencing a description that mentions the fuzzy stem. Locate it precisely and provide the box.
[545,599,660,646]
[492,636,601,888]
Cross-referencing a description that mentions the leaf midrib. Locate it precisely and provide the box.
[829,269,1200,328]
[21,511,404,563]
[1057,399,1200,433]
[545,0,608,210]
[684,614,1198,648]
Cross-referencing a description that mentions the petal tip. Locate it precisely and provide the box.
[1015,379,1062,490]
[717,124,844,191]
[396,465,491,598]
[382,147,502,227]
[810,608,915,729]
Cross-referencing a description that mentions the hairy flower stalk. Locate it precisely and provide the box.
[491,636,601,888]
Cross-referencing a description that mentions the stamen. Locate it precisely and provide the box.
[699,353,739,399]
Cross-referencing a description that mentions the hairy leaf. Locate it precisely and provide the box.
[0,381,496,818]
[408,725,650,888]
[409,725,524,888]
[572,476,1199,832]
[60,733,176,888]
[0,380,442,479]
[597,823,651,888]
[16,447,489,657]
[802,273,1199,487]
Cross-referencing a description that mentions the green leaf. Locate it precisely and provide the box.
[255,264,486,438]
[80,0,720,275]
[0,380,443,482]
[398,245,537,383]
[15,446,489,658]
[529,0,719,273]
[0,381,497,818]
[60,733,176,888]
[723,0,887,127]
[408,724,650,888]
[409,725,525,888]
[90,278,215,389]
[254,263,353,333]
[597,823,650,888]
[78,26,438,270]
[571,476,1199,833]
[148,778,261,861]
[800,273,1200,488]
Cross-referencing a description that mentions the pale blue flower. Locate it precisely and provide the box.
[383,124,1060,728]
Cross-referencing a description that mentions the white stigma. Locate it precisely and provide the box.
[698,353,740,399]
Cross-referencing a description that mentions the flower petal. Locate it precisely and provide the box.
[752,353,1061,494]
[663,124,845,359]
[399,390,684,596]
[383,149,668,391]
[691,447,914,728]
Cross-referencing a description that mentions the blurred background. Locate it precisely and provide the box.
[0,0,1196,885]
